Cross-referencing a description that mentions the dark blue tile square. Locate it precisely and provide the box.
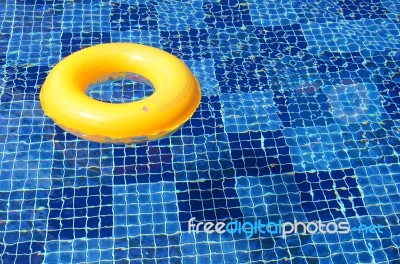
[202,0,253,29]
[214,56,270,93]
[22,0,64,17]
[228,130,293,177]
[0,33,10,67]
[2,241,44,264]
[315,51,370,84]
[342,124,400,168]
[176,178,242,230]
[295,169,367,221]
[377,80,400,121]
[112,144,173,184]
[273,85,336,128]
[60,31,111,58]
[47,185,112,240]
[1,65,51,103]
[339,0,389,20]
[110,2,158,31]
[258,24,308,57]
[159,28,211,61]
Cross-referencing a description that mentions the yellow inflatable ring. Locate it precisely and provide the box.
[40,43,201,144]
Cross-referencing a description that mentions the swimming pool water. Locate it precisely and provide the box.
[0,0,400,263]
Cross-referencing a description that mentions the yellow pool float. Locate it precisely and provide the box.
[40,43,201,144]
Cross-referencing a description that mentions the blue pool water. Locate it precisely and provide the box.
[1,0,400,263]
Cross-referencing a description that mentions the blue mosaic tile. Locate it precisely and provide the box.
[236,173,307,224]
[16,0,64,23]
[159,28,211,61]
[345,215,398,262]
[272,90,292,128]
[322,82,390,125]
[227,130,293,177]
[6,32,62,65]
[355,164,400,215]
[377,80,400,121]
[60,31,111,57]
[369,49,400,83]
[0,145,52,191]
[110,29,162,48]
[112,142,174,184]
[171,96,235,182]
[47,185,113,240]
[110,2,158,31]
[220,91,283,132]
[207,26,265,59]
[213,55,270,93]
[45,239,114,263]
[381,0,400,13]
[315,51,368,76]
[2,65,50,102]
[50,140,114,229]
[341,122,400,168]
[179,230,250,264]
[24,0,64,5]
[185,59,219,96]
[5,16,61,61]
[283,124,352,172]
[0,3,20,35]
[62,3,112,33]
[87,75,154,104]
[302,19,400,55]
[286,234,320,263]
[295,169,367,221]
[0,189,48,263]
[126,234,182,262]
[259,24,308,57]
[0,33,10,66]
[202,0,253,29]
[317,72,368,88]
[273,83,336,128]
[1,241,44,263]
[171,129,235,180]
[155,1,207,31]
[176,178,243,231]
[247,0,299,27]
[113,183,180,238]
[259,237,295,261]
[177,95,224,137]
[338,0,390,20]
[294,1,342,24]
[375,214,400,261]
[53,125,79,143]
[0,97,54,191]
[273,52,319,86]
[52,131,114,184]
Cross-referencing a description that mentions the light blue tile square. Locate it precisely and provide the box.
[322,82,390,125]
[155,2,207,31]
[381,0,400,13]
[113,183,180,238]
[7,32,62,65]
[221,91,283,133]
[302,19,400,55]
[110,29,162,48]
[62,3,112,33]
[283,124,352,172]
[185,59,219,96]
[248,0,299,27]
